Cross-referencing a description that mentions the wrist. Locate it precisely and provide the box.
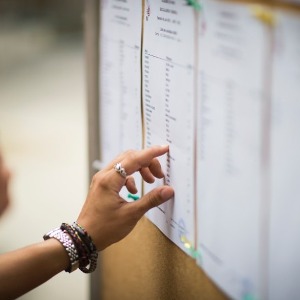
[43,228,80,272]
[43,222,98,273]
[42,238,70,272]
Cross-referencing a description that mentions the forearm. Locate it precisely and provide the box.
[0,239,69,299]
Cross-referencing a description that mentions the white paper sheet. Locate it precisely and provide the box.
[269,11,300,300]
[142,0,196,255]
[196,1,269,299]
[99,1,143,199]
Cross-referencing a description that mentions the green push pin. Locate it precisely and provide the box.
[127,193,140,201]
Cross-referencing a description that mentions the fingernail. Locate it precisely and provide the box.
[160,187,174,200]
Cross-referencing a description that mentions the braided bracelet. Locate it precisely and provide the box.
[61,223,90,269]
[71,222,98,273]
[72,222,97,253]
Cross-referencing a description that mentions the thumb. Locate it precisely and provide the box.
[133,186,174,215]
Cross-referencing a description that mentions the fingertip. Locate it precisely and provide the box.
[159,186,174,201]
[150,144,169,155]
[127,185,138,194]
[159,144,169,153]
[126,176,138,193]
[132,186,173,214]
[157,170,165,179]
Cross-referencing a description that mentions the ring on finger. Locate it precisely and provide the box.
[114,162,127,178]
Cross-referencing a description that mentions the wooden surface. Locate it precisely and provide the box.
[99,217,228,300]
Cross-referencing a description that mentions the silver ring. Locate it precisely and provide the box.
[114,162,127,178]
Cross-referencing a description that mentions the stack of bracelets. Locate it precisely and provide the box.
[43,222,98,273]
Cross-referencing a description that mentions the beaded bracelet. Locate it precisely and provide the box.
[72,222,98,273]
[72,222,97,253]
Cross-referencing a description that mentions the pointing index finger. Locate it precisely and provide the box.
[121,145,169,176]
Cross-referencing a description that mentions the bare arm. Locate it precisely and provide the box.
[0,239,69,300]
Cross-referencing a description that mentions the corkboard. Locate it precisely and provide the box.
[99,217,227,300]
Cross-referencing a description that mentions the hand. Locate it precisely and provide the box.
[77,145,174,251]
[0,152,10,217]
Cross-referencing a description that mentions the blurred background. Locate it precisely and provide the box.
[0,0,89,299]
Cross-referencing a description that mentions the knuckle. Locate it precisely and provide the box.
[125,149,137,161]
[148,195,160,208]
[91,172,110,189]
